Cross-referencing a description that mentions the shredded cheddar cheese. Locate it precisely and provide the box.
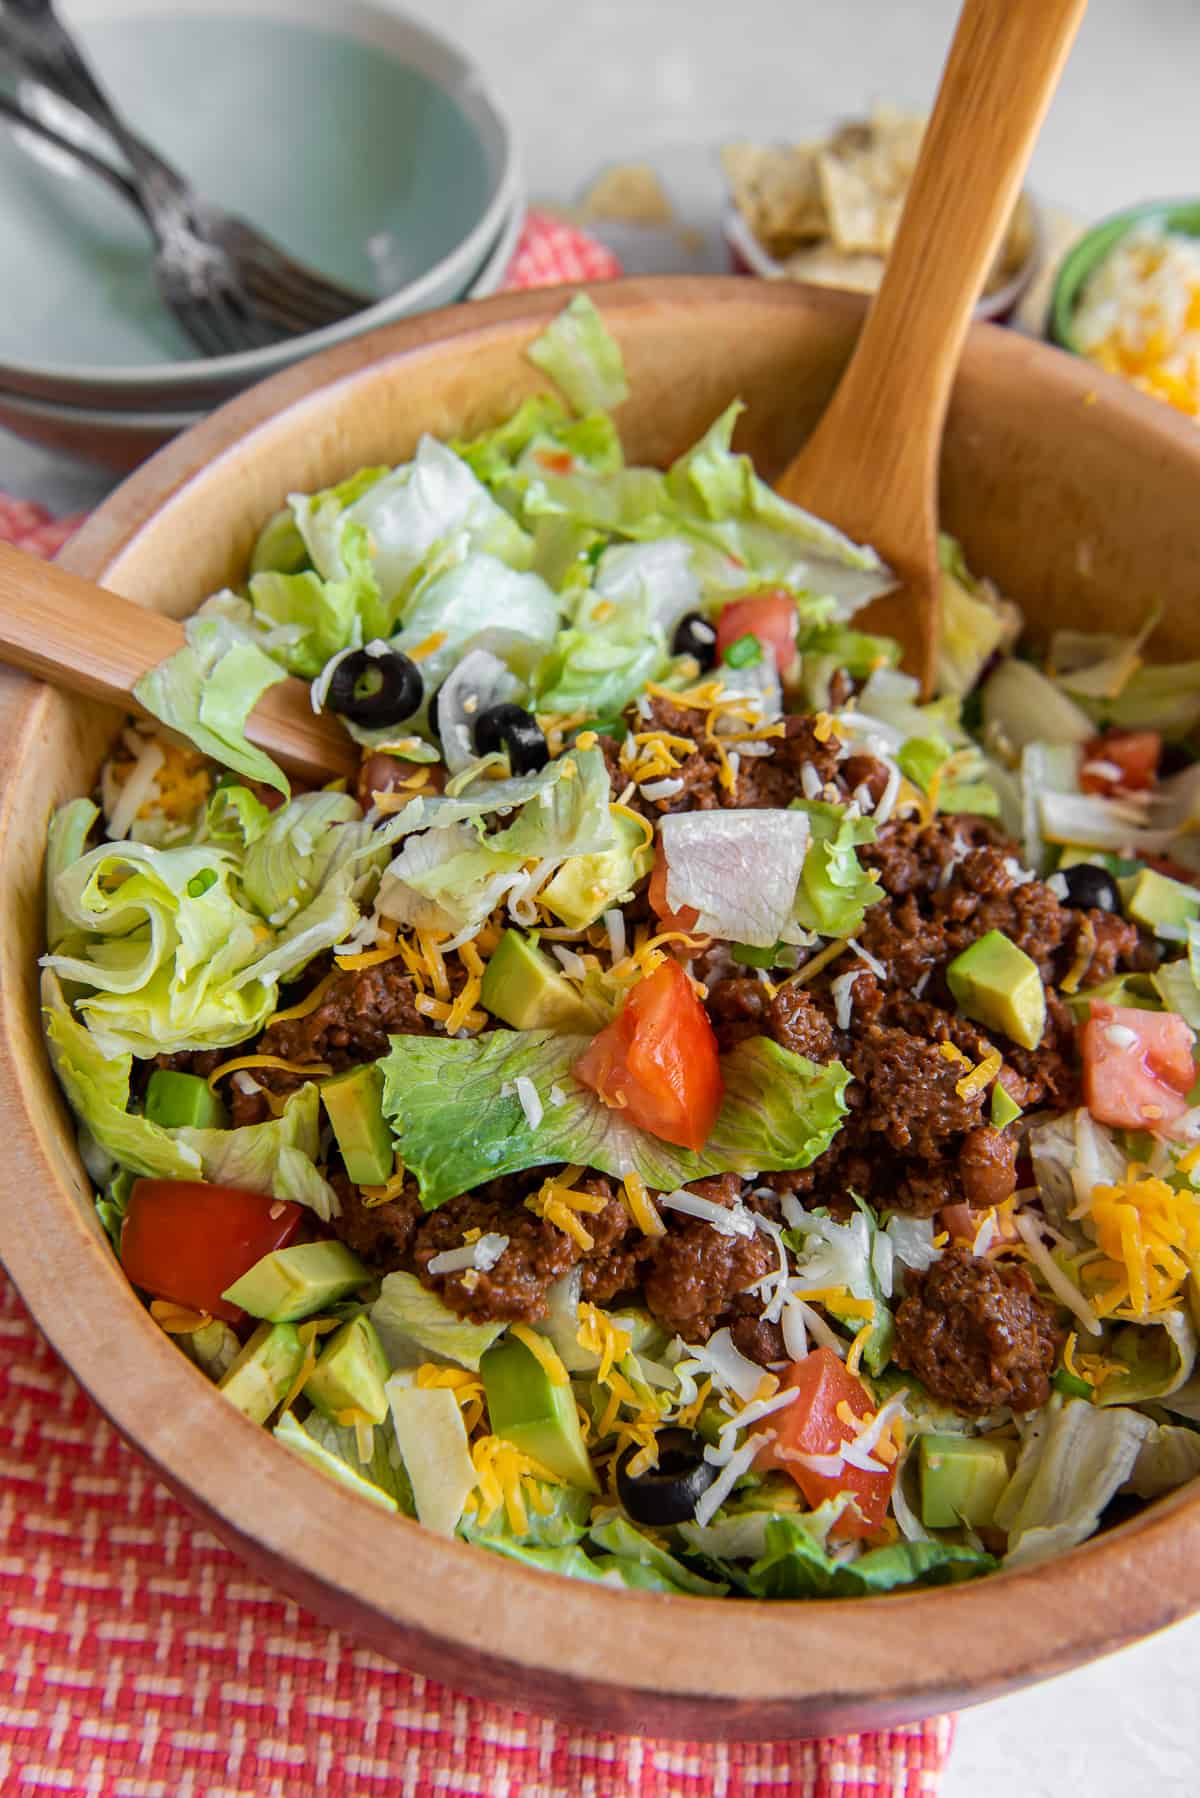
[360,1155,407,1207]
[264,968,343,1026]
[621,1171,666,1238]
[576,1302,632,1385]
[955,1048,1004,1100]
[510,1325,570,1387]
[206,1054,331,1090]
[1084,1168,1200,1320]
[526,1169,608,1250]
[150,1300,212,1335]
[472,1436,562,1535]
[417,1364,484,1432]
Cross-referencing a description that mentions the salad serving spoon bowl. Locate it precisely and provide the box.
[776,0,1087,693]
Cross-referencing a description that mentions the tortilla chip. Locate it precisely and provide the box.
[580,164,674,227]
[721,142,827,257]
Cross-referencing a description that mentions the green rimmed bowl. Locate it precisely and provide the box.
[1048,198,1200,353]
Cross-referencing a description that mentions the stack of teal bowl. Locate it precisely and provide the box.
[0,0,519,469]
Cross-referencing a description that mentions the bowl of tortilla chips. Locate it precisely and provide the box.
[723,106,1040,321]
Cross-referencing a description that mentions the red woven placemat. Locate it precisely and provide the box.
[0,209,955,1797]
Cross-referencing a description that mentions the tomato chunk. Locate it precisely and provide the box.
[1080,1001,1196,1133]
[648,849,700,933]
[1080,729,1161,796]
[758,1347,896,1540]
[573,957,723,1152]
[121,1180,304,1323]
[715,590,798,676]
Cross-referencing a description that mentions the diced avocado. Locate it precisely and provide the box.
[386,1378,477,1535]
[321,1064,393,1186]
[918,1433,1017,1530]
[480,930,604,1033]
[481,1335,599,1491]
[217,1321,305,1423]
[540,810,654,931]
[946,929,1045,1050]
[144,1068,228,1130]
[303,1315,390,1424]
[1120,867,1200,933]
[989,1082,1022,1129]
[221,1240,369,1323]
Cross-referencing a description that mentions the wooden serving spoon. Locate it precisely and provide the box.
[0,542,359,783]
[776,0,1088,693]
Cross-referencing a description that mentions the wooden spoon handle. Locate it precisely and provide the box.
[776,0,1086,632]
[0,542,359,783]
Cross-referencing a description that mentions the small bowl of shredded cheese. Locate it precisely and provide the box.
[1049,201,1200,424]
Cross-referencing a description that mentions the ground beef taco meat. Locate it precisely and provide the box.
[893,1246,1063,1414]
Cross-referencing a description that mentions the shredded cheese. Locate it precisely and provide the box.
[206,1054,331,1090]
[264,968,343,1026]
[576,1303,632,1384]
[955,1048,1004,1101]
[472,1435,563,1535]
[621,1171,666,1238]
[359,1156,407,1207]
[1086,1169,1200,1321]
[510,1324,571,1386]
[526,1169,608,1250]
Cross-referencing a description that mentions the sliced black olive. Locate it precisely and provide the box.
[473,702,549,774]
[427,683,444,743]
[672,611,718,670]
[327,649,423,728]
[615,1426,717,1526]
[1056,862,1121,915]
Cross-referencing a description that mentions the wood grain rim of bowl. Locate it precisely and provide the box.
[5,277,1200,1740]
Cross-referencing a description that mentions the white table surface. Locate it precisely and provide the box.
[4,1,1200,1789]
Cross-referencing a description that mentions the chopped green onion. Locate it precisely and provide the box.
[731,942,781,969]
[1052,1368,1094,1402]
[186,869,218,898]
[723,632,764,670]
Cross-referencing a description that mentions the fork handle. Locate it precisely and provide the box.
[0,1,195,219]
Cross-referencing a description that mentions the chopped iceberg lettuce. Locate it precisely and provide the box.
[460,1479,592,1549]
[173,1083,340,1222]
[379,1029,850,1209]
[370,1271,505,1370]
[788,800,884,937]
[995,1397,1153,1569]
[274,1410,403,1513]
[744,1516,994,1597]
[526,293,630,415]
[659,809,811,947]
[133,593,290,795]
[586,1513,727,1596]
[44,798,99,952]
[936,532,1020,698]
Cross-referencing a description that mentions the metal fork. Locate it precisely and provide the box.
[0,0,371,357]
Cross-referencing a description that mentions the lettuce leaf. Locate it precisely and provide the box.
[526,294,630,415]
[248,522,388,679]
[133,594,290,796]
[459,1480,592,1549]
[783,1200,894,1375]
[586,1513,728,1596]
[42,970,199,1180]
[745,1517,994,1598]
[41,829,358,1059]
[173,1083,340,1221]
[273,1411,401,1513]
[301,1409,415,1514]
[369,1271,504,1369]
[788,800,885,937]
[995,1396,1153,1569]
[45,798,99,952]
[379,1030,851,1210]
[1123,1420,1200,1500]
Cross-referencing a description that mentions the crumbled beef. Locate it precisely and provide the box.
[730,1304,786,1367]
[641,1176,774,1341]
[843,1019,987,1158]
[577,1179,658,1304]
[860,815,1010,901]
[258,961,445,1070]
[228,1084,273,1128]
[893,1245,1061,1415]
[706,976,770,1051]
[413,1186,579,1323]
[766,983,837,1062]
[330,1170,423,1265]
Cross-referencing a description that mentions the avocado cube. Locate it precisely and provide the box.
[989,1082,1022,1129]
[303,1315,390,1424]
[218,1321,305,1423]
[918,1432,1016,1530]
[321,1064,394,1187]
[481,1335,599,1491]
[946,929,1045,1050]
[1120,868,1200,934]
[221,1240,369,1323]
[540,811,654,931]
[480,930,603,1033]
[144,1068,228,1130]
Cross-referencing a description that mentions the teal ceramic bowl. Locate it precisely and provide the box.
[1048,198,1200,353]
[0,0,517,408]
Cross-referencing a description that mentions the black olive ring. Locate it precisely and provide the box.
[615,1426,718,1526]
[672,611,719,671]
[327,649,423,728]
[1055,862,1121,915]
[473,702,550,774]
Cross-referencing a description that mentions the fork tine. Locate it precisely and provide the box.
[166,294,229,360]
[236,268,358,334]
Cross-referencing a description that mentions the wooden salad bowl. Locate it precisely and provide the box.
[3,278,1200,1740]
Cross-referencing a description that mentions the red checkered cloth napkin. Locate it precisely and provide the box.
[0,208,956,1798]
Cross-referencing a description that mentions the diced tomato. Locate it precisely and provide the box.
[121,1181,304,1323]
[535,448,574,476]
[1080,1001,1196,1132]
[758,1347,896,1540]
[648,849,700,933]
[1080,729,1162,796]
[572,957,723,1151]
[715,590,798,677]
